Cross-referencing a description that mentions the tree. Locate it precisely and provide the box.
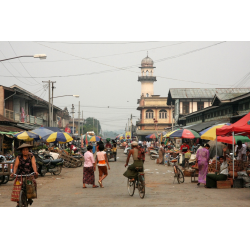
[81,117,101,135]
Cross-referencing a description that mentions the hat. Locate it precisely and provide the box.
[131,141,138,146]
[17,143,34,150]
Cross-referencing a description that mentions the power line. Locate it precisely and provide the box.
[0,50,39,86]
[4,41,189,63]
[37,41,161,45]
[8,41,42,86]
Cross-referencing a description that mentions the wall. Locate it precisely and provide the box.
[141,82,154,97]
[0,86,4,115]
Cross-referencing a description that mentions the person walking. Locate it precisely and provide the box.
[96,144,110,188]
[11,143,39,206]
[196,144,210,186]
[83,145,99,188]
[157,142,165,164]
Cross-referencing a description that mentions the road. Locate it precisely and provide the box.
[1,149,250,207]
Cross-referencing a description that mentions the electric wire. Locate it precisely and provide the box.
[4,41,189,63]
[8,42,42,86]
[37,41,161,45]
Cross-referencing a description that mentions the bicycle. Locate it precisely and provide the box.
[170,155,184,184]
[14,172,36,207]
[127,166,145,199]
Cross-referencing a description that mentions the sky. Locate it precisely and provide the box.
[1,41,250,132]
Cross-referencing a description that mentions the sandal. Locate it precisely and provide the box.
[83,186,87,188]
[98,180,103,188]
[92,185,99,188]
[197,183,200,186]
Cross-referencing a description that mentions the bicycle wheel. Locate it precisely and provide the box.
[127,179,135,196]
[3,175,9,184]
[0,175,4,185]
[177,167,185,184]
[19,190,28,207]
[138,174,145,199]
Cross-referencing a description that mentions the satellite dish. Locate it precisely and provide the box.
[247,120,250,125]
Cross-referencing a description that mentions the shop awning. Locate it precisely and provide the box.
[0,125,24,134]
[187,120,228,132]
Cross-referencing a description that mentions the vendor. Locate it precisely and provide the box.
[235,140,247,161]
[180,141,190,168]
[205,147,228,188]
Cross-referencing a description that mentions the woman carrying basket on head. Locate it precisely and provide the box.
[10,143,38,206]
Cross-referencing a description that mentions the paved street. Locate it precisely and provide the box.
[1,149,250,207]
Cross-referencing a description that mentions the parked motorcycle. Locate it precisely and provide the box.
[150,148,159,160]
[0,155,14,184]
[34,153,64,176]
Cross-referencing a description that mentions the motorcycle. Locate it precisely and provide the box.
[150,148,159,160]
[0,155,14,184]
[106,148,116,161]
[34,153,64,176]
[124,145,131,155]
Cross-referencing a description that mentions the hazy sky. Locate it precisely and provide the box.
[1,41,250,132]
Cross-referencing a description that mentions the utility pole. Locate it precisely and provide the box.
[97,120,98,136]
[82,111,83,135]
[130,114,132,138]
[171,102,174,131]
[42,80,56,127]
[93,117,94,133]
[51,81,56,127]
[71,104,75,134]
[78,101,80,135]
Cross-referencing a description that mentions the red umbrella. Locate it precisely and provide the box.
[216,112,250,136]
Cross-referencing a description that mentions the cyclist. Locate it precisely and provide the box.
[124,141,143,182]
[10,143,38,206]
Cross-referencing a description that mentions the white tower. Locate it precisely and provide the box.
[138,53,156,97]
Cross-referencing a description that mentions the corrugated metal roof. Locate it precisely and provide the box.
[169,88,250,99]
[0,114,15,123]
[216,92,248,101]
[0,125,24,133]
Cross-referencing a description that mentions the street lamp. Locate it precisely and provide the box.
[52,94,80,128]
[0,54,47,62]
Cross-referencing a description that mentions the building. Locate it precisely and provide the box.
[135,55,172,139]
[167,88,250,125]
[0,84,63,130]
[182,91,250,128]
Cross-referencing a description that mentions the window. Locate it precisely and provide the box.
[146,93,149,97]
[146,70,148,76]
[238,104,243,111]
[246,103,249,110]
[146,109,154,119]
[159,109,167,119]
[197,102,204,111]
[183,102,189,114]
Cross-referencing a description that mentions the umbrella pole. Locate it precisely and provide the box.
[216,135,218,170]
[233,131,235,179]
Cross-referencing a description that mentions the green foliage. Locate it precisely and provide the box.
[81,117,101,135]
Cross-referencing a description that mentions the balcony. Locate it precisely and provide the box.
[4,109,46,126]
[138,76,157,82]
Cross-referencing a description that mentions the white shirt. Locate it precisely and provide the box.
[146,142,151,147]
[220,161,228,175]
[235,144,247,160]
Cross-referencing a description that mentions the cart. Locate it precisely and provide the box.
[59,152,84,168]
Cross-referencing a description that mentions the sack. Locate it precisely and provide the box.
[26,176,37,199]
[11,176,23,202]
[138,148,145,161]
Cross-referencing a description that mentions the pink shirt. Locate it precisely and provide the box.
[84,151,95,167]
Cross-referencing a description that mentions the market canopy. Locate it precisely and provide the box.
[217,135,250,144]
[216,112,250,136]
[188,120,228,132]
[163,129,180,138]
[44,127,62,133]
[31,127,54,138]
[45,132,73,143]
[169,129,200,139]
[145,133,157,139]
[200,124,229,140]
[14,131,41,141]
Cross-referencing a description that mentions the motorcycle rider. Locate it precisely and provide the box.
[105,139,112,149]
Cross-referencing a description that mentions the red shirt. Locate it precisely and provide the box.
[106,143,112,148]
[180,144,190,153]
